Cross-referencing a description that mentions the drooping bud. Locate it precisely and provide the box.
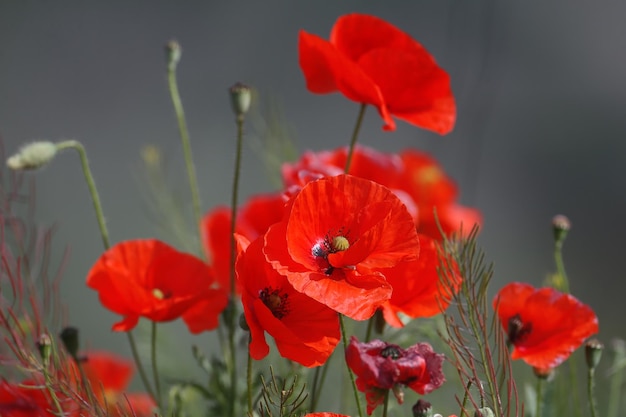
[552,214,571,244]
[412,399,432,417]
[229,82,252,118]
[585,338,604,370]
[36,333,52,368]
[60,326,80,360]
[165,40,182,72]
[7,141,58,170]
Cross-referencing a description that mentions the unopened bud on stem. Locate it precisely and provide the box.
[229,82,251,119]
[165,40,182,72]
[552,214,571,244]
[7,141,58,170]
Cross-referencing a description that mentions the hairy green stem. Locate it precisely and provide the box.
[56,141,110,249]
[167,60,203,236]
[535,377,544,417]
[587,368,599,417]
[608,342,626,417]
[382,389,390,417]
[151,321,163,411]
[554,240,570,293]
[56,140,157,404]
[227,112,245,417]
[344,104,367,173]
[247,336,253,414]
[310,351,332,411]
[339,314,364,417]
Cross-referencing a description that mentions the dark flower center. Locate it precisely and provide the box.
[259,287,290,319]
[380,345,402,359]
[508,313,532,344]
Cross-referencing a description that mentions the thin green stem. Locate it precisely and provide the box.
[587,368,599,417]
[41,366,65,416]
[247,335,253,414]
[151,321,163,412]
[128,330,157,401]
[56,140,109,249]
[608,342,626,417]
[364,317,375,342]
[344,104,367,173]
[55,140,157,404]
[310,352,332,411]
[554,241,570,293]
[459,380,472,417]
[226,113,245,417]
[167,60,203,237]
[382,389,390,417]
[339,314,364,417]
[535,377,545,417]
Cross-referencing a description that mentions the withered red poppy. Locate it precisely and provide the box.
[380,234,461,327]
[265,174,419,320]
[201,192,286,294]
[237,235,340,367]
[86,239,226,332]
[345,336,445,415]
[493,282,599,370]
[299,13,455,134]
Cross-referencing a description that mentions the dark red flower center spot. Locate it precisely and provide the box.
[259,287,290,319]
[508,313,532,344]
[380,345,402,359]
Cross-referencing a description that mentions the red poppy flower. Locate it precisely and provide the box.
[201,192,286,293]
[299,13,455,133]
[493,282,599,370]
[86,239,226,332]
[0,380,54,417]
[380,234,462,327]
[265,174,419,320]
[74,351,156,417]
[237,235,340,367]
[396,150,481,239]
[345,336,445,415]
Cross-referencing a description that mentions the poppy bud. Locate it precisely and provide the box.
[412,399,432,417]
[165,40,182,72]
[474,407,495,417]
[60,326,80,360]
[36,333,52,368]
[552,214,571,244]
[585,338,604,370]
[7,141,58,171]
[229,82,252,118]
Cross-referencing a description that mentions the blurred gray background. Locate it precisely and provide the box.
[1,0,625,404]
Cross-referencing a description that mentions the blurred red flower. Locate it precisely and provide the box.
[299,13,455,134]
[237,235,340,367]
[86,239,227,332]
[282,146,480,240]
[76,351,155,417]
[380,234,462,327]
[345,336,445,415]
[493,282,599,370]
[265,174,419,320]
[0,380,54,417]
[201,192,286,294]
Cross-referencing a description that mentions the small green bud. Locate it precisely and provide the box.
[239,312,250,331]
[474,407,495,417]
[60,326,79,360]
[36,333,52,368]
[165,40,182,71]
[552,214,571,244]
[585,338,604,370]
[229,82,252,118]
[412,399,432,417]
[7,141,58,170]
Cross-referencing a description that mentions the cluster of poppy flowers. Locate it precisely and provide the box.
[1,12,601,417]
